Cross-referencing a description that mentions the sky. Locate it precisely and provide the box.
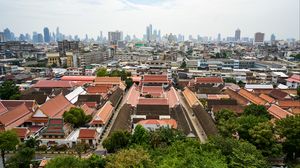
[0,0,299,40]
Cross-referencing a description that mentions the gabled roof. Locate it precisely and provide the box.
[0,102,8,116]
[0,100,36,112]
[39,94,74,118]
[65,87,86,104]
[286,74,300,83]
[0,103,32,130]
[238,89,267,105]
[80,104,95,116]
[126,84,140,106]
[268,104,294,120]
[142,86,164,94]
[277,100,300,108]
[13,127,30,138]
[167,87,179,108]
[137,119,177,129]
[78,129,97,139]
[269,89,289,100]
[91,101,113,125]
[86,86,110,94]
[195,77,223,84]
[138,98,169,105]
[182,87,199,107]
[143,75,168,83]
[259,94,275,103]
[33,80,75,88]
[42,118,65,136]
[94,77,121,84]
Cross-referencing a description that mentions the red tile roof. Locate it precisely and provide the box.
[33,80,75,88]
[126,84,140,106]
[269,89,290,100]
[167,87,179,108]
[238,89,267,105]
[0,103,32,130]
[0,100,36,112]
[259,94,275,103]
[78,129,97,139]
[182,87,199,107]
[61,76,95,82]
[277,100,300,109]
[39,94,74,118]
[94,77,121,84]
[268,104,294,119]
[286,74,300,83]
[91,101,114,125]
[195,77,224,84]
[0,102,8,116]
[137,119,177,129]
[86,86,110,94]
[207,94,230,100]
[142,75,169,83]
[138,98,169,105]
[142,86,164,94]
[13,127,30,138]
[81,104,95,116]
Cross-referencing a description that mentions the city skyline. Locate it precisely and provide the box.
[0,0,299,40]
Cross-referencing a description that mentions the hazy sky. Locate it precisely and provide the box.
[0,0,299,40]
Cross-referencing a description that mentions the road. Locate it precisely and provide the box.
[176,90,207,142]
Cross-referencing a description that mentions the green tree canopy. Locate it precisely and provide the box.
[0,80,20,100]
[276,115,300,159]
[7,147,35,168]
[0,130,19,168]
[125,78,133,90]
[45,156,84,168]
[63,107,92,128]
[96,68,108,77]
[83,154,105,168]
[106,147,154,168]
[131,125,150,146]
[243,104,270,119]
[103,131,132,153]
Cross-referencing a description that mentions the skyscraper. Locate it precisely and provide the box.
[3,28,11,42]
[108,31,122,44]
[0,32,4,42]
[43,27,50,43]
[235,28,241,41]
[254,32,265,44]
[217,33,221,42]
[56,27,60,41]
[270,34,276,42]
[146,24,153,41]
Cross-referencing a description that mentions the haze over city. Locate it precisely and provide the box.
[0,0,299,39]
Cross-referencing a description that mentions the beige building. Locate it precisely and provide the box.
[47,52,60,67]
[66,52,74,67]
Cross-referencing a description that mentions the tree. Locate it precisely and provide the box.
[7,147,35,168]
[276,115,300,160]
[103,131,132,153]
[156,140,228,168]
[0,81,20,100]
[149,127,185,148]
[74,142,90,158]
[248,122,282,157]
[131,125,150,146]
[24,137,41,149]
[106,147,153,168]
[125,78,133,90]
[243,104,270,119]
[215,109,239,137]
[215,109,237,122]
[63,107,92,128]
[83,154,105,168]
[206,136,268,168]
[297,86,300,97]
[96,68,108,77]
[45,156,84,168]
[237,81,245,87]
[180,60,187,68]
[0,130,19,168]
[224,78,236,84]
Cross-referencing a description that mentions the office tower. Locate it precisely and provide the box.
[37,33,44,43]
[56,27,60,41]
[43,27,50,43]
[32,32,38,43]
[108,31,122,44]
[158,30,161,41]
[3,28,11,42]
[25,33,31,41]
[235,28,241,41]
[19,34,26,41]
[270,34,276,42]
[254,32,265,44]
[153,29,157,41]
[0,32,4,42]
[217,33,221,42]
[146,24,154,41]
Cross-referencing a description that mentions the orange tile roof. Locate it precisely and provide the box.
[13,127,30,138]
[143,75,168,82]
[78,129,97,139]
[259,94,275,103]
[33,80,75,88]
[195,77,223,84]
[0,103,32,130]
[0,102,8,116]
[142,86,164,94]
[86,86,110,94]
[277,100,300,108]
[268,104,294,120]
[167,87,179,108]
[39,94,74,118]
[91,101,113,125]
[137,119,177,129]
[138,98,169,105]
[207,94,230,100]
[80,104,95,116]
[182,87,199,107]
[238,89,267,105]
[126,84,140,106]
[94,77,121,83]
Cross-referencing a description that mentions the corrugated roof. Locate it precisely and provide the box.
[61,76,95,82]
[195,77,223,84]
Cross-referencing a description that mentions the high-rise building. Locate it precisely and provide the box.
[235,28,241,41]
[0,32,4,42]
[56,27,60,41]
[43,27,50,43]
[37,33,44,43]
[3,28,11,42]
[254,32,265,44]
[217,33,221,42]
[32,32,38,43]
[108,31,122,45]
[270,34,276,42]
[146,24,153,41]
